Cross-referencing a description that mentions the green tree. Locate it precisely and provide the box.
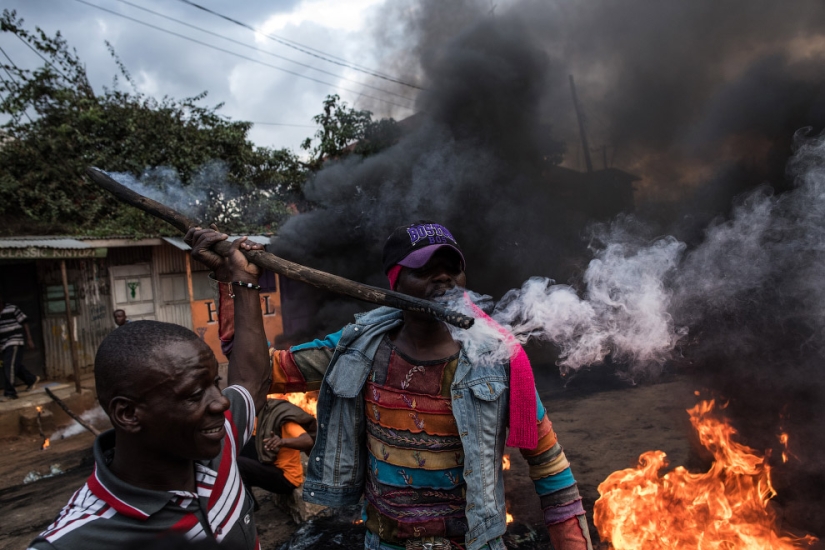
[301,94,400,169]
[0,10,303,236]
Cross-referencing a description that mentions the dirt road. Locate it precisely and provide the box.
[0,373,735,549]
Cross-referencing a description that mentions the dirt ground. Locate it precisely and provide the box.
[507,370,698,547]
[0,373,707,549]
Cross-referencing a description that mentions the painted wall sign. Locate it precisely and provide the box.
[0,247,107,259]
[192,291,283,363]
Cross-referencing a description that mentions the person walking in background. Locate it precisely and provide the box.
[0,293,39,401]
[113,309,130,327]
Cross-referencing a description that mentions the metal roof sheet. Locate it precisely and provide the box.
[1,235,272,251]
[239,235,273,246]
[162,235,272,251]
[162,237,191,251]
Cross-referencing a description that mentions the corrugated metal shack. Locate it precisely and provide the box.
[0,235,281,387]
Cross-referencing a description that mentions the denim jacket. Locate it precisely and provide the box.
[302,307,509,550]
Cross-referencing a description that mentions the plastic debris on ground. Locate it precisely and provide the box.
[23,464,64,484]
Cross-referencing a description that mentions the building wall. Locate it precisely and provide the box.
[191,271,283,363]
[27,242,282,381]
[37,245,183,379]
[153,243,194,329]
[37,258,111,380]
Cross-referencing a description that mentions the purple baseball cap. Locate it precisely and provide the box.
[382,221,465,274]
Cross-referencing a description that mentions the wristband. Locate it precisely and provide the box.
[231,281,261,290]
[207,273,260,298]
[229,280,260,298]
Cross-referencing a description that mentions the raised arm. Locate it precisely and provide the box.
[213,270,338,394]
[187,228,271,413]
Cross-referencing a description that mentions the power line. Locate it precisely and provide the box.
[0,77,36,124]
[12,33,73,82]
[177,0,393,78]
[0,47,36,123]
[249,122,316,128]
[68,0,414,109]
[175,0,424,91]
[108,0,415,102]
[175,0,405,81]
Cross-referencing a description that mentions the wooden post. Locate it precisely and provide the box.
[45,387,101,436]
[184,253,195,303]
[60,260,82,393]
[185,253,197,330]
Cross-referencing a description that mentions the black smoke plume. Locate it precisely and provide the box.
[275,14,612,335]
[271,0,825,537]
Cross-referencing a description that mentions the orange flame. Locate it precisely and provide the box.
[267,391,318,417]
[41,438,50,450]
[36,406,42,413]
[594,399,817,549]
[502,454,511,470]
[506,511,514,524]
[778,432,797,465]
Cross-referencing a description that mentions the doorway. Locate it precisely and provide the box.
[0,261,46,387]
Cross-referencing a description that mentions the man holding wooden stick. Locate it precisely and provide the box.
[195,222,594,550]
[29,236,270,550]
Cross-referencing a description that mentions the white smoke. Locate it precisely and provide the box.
[51,405,109,440]
[672,190,776,326]
[106,161,282,230]
[440,289,517,368]
[109,166,204,218]
[444,131,825,378]
[444,233,686,376]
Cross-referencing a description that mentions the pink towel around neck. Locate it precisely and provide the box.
[465,294,538,449]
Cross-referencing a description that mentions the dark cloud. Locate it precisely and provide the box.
[274,11,627,338]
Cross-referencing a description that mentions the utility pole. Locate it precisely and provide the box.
[569,74,593,173]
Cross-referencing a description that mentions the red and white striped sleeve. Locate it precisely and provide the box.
[222,385,256,452]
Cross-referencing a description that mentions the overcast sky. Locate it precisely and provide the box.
[1,0,418,151]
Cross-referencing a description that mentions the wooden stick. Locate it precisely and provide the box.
[60,260,82,394]
[85,167,474,329]
[45,388,101,436]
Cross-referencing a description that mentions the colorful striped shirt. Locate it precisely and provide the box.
[364,336,466,546]
[0,303,27,350]
[270,331,587,547]
[28,386,259,550]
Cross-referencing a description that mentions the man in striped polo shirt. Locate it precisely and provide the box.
[29,233,271,550]
[210,222,594,550]
[0,293,39,401]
